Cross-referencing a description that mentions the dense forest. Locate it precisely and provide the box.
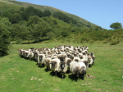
[0,5,123,56]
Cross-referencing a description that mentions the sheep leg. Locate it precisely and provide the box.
[55,71,57,77]
[72,74,74,81]
[62,72,64,79]
[47,66,49,71]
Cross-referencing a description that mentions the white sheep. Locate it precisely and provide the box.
[50,57,60,77]
[37,53,46,67]
[70,61,80,80]
[78,61,86,79]
[45,56,52,71]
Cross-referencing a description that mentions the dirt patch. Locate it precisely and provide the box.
[30,76,42,81]
[86,74,95,78]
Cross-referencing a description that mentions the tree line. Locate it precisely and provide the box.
[0,6,122,56]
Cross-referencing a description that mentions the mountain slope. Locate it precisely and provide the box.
[0,0,100,28]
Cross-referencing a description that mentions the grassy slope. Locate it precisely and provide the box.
[0,0,97,28]
[0,41,123,92]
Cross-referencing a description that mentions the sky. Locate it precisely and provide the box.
[16,0,123,29]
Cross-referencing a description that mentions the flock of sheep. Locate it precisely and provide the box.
[18,45,95,80]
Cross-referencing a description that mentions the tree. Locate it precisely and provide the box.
[27,15,40,26]
[110,22,122,30]
[20,7,25,11]
[11,13,22,23]
[43,10,51,17]
[0,18,11,56]
[11,24,27,41]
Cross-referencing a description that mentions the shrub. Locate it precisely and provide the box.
[110,39,119,45]
[16,38,22,44]
[0,18,11,56]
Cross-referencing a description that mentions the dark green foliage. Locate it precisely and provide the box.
[110,22,122,30]
[20,11,28,21]
[53,11,78,25]
[0,5,123,46]
[61,31,69,37]
[11,12,22,23]
[20,7,24,11]
[43,10,51,17]
[27,15,40,26]
[110,39,119,45]
[10,24,27,41]
[53,11,70,23]
[95,26,101,31]
[0,18,11,56]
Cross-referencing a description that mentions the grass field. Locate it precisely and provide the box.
[0,41,123,92]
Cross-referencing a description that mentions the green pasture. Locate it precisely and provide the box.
[0,41,123,92]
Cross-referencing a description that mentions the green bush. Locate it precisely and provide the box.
[110,39,120,45]
[15,38,22,44]
[0,18,11,56]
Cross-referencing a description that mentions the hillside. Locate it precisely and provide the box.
[0,0,100,28]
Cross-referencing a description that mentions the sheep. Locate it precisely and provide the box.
[79,59,89,69]
[70,61,80,80]
[90,52,95,65]
[37,53,46,67]
[58,61,68,79]
[18,44,95,80]
[45,55,52,71]
[88,55,94,67]
[73,53,80,62]
[50,56,60,77]
[78,62,86,79]
[29,50,34,60]
[57,55,68,79]
[18,49,25,57]
[18,49,23,57]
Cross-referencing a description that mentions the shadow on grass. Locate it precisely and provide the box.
[21,38,50,44]
[37,64,45,68]
[10,38,50,44]
[68,74,78,82]
[49,71,66,79]
[44,67,51,72]
[68,74,85,82]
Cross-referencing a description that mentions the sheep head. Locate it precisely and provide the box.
[74,67,80,78]
[51,61,57,67]
[79,55,83,59]
[39,55,43,60]
[60,61,65,69]
[45,59,50,66]
[58,55,66,62]
[80,66,86,74]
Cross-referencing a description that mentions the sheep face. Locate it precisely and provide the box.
[81,70,86,74]
[45,59,50,66]
[90,52,93,56]
[88,56,91,63]
[60,62,65,69]
[51,61,57,67]
[39,55,43,60]
[58,55,66,62]
[79,55,83,59]
[80,66,86,74]
[74,67,80,78]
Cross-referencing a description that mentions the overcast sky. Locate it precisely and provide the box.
[16,0,123,29]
